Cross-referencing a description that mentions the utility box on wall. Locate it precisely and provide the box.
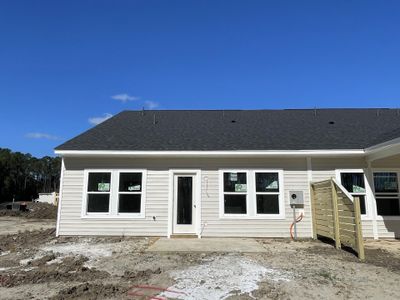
[289,191,304,206]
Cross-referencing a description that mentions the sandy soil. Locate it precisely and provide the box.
[0,219,400,300]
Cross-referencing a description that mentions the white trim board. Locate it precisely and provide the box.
[55,158,65,237]
[55,149,365,157]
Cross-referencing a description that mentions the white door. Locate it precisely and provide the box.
[173,174,196,234]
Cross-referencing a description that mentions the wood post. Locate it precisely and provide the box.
[354,196,365,261]
[310,184,317,239]
[331,180,341,249]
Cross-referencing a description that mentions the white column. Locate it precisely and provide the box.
[366,160,379,239]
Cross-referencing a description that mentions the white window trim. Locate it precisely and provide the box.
[81,169,147,219]
[219,169,285,220]
[335,169,373,220]
[371,168,400,220]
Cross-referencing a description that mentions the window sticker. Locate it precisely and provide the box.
[352,185,365,193]
[235,184,247,192]
[229,173,238,182]
[128,185,141,191]
[266,181,278,190]
[98,182,110,192]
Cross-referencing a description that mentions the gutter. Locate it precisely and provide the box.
[54,149,365,157]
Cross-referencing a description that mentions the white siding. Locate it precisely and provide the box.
[59,157,311,237]
[59,168,169,236]
[201,169,312,238]
[58,156,400,239]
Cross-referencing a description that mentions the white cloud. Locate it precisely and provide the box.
[88,113,113,125]
[25,132,61,140]
[144,100,159,109]
[111,93,140,103]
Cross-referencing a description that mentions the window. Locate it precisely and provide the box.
[220,169,284,218]
[223,172,247,214]
[86,172,111,213]
[83,170,146,217]
[118,173,142,213]
[373,172,400,216]
[339,172,367,215]
[255,172,280,214]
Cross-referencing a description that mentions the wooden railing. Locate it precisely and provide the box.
[310,178,365,260]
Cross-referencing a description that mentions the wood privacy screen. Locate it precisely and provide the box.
[311,179,365,260]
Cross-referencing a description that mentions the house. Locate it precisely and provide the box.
[34,192,58,205]
[54,109,400,239]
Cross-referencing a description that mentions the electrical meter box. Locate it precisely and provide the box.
[289,191,304,206]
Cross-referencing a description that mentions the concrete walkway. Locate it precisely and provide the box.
[146,237,267,252]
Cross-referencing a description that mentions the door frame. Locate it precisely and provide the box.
[168,169,201,238]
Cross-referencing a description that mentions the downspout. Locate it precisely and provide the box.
[55,157,65,237]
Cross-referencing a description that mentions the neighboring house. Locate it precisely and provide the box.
[35,192,57,205]
[55,109,400,239]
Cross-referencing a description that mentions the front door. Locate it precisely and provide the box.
[173,175,196,234]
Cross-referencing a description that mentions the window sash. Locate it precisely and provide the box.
[86,172,112,214]
[222,171,248,215]
[373,171,400,217]
[117,172,143,214]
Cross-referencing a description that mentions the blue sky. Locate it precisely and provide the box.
[1,0,400,157]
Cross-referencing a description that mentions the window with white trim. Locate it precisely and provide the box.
[373,172,400,216]
[118,172,142,213]
[86,172,111,213]
[255,172,280,214]
[221,170,283,218]
[223,172,247,214]
[84,170,145,217]
[339,172,367,215]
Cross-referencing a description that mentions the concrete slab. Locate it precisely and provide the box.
[146,237,267,252]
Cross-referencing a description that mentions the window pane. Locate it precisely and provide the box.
[87,194,109,212]
[88,173,111,192]
[177,177,193,224]
[256,173,279,192]
[224,172,247,192]
[340,173,365,193]
[257,194,279,214]
[118,194,141,213]
[374,173,398,193]
[119,173,142,192]
[376,198,400,216]
[224,194,246,214]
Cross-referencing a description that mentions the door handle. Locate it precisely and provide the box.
[194,205,196,208]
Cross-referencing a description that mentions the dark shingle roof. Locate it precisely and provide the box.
[55,109,400,151]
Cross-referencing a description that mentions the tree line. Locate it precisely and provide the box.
[0,148,61,203]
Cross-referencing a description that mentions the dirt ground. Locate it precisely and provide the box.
[0,202,57,219]
[0,218,400,299]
